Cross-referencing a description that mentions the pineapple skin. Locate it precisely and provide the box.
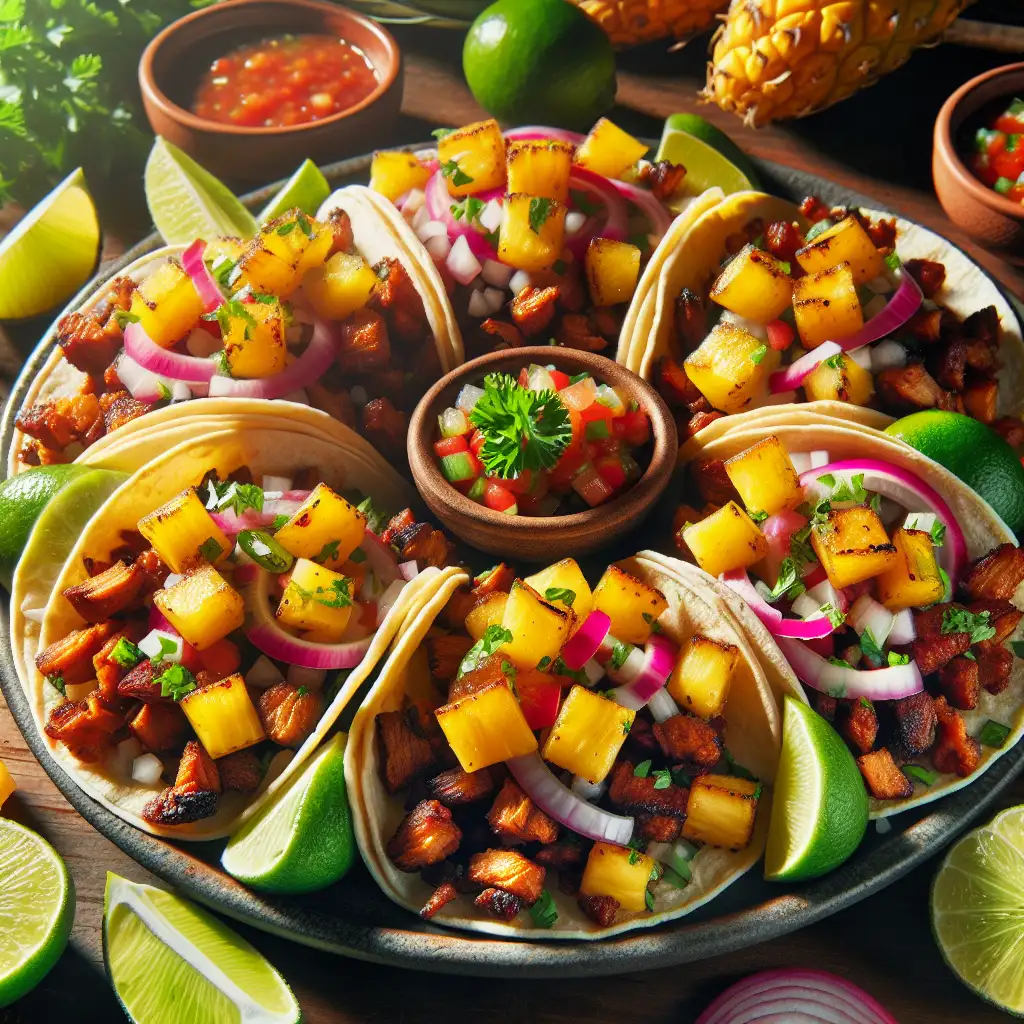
[573,0,730,47]
[705,0,973,126]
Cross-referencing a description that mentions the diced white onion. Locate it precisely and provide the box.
[583,657,606,687]
[163,573,184,589]
[791,592,823,619]
[904,512,937,534]
[170,381,192,402]
[411,204,431,233]
[527,364,555,392]
[185,328,221,358]
[889,608,916,644]
[456,384,485,413]
[570,775,607,802]
[483,287,506,314]
[446,235,482,286]
[867,273,895,295]
[789,452,811,474]
[482,259,514,289]
[287,665,327,689]
[479,199,504,233]
[132,753,164,787]
[424,233,451,260]
[647,687,679,723]
[509,270,532,295]
[849,346,873,371]
[416,219,448,242]
[806,579,846,613]
[565,210,588,235]
[847,593,895,647]
[262,475,293,493]
[871,338,907,372]
[245,655,284,690]
[138,629,183,663]
[719,309,769,342]
[401,188,425,215]
[467,288,491,318]
[810,450,831,469]
[350,385,368,408]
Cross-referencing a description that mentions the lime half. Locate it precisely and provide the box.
[0,819,74,1008]
[0,168,100,322]
[765,695,869,882]
[932,805,1024,1016]
[222,732,354,894]
[657,115,759,207]
[259,159,331,223]
[145,138,257,246]
[103,873,301,1024]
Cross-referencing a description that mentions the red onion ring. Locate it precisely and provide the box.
[560,610,612,671]
[610,633,676,710]
[181,239,225,313]
[608,178,673,242]
[769,341,842,393]
[503,126,587,145]
[565,169,629,259]
[114,352,170,403]
[424,170,501,261]
[123,322,216,384]
[720,570,838,641]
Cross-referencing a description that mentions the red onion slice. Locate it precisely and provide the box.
[777,635,923,700]
[565,169,630,258]
[720,570,838,641]
[769,341,842,393]
[424,170,500,261]
[647,687,679,723]
[359,529,401,587]
[123,322,217,385]
[398,560,419,581]
[608,178,673,241]
[503,126,587,145]
[889,608,916,644]
[181,239,225,313]
[115,352,171,403]
[561,610,612,671]
[610,634,676,710]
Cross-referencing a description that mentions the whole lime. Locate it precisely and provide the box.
[463,0,616,130]
[885,410,1024,534]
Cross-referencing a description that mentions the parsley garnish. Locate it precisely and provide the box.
[271,514,291,530]
[528,197,553,234]
[156,663,196,702]
[633,760,652,778]
[622,718,632,735]
[790,524,817,567]
[50,674,65,695]
[440,159,473,188]
[817,471,867,505]
[458,625,513,678]
[528,889,558,928]
[205,478,264,517]
[941,608,996,644]
[110,637,142,669]
[652,769,672,790]
[544,587,576,608]
[768,557,805,602]
[296,686,309,698]
[199,536,223,563]
[819,601,845,628]
[888,651,911,666]
[356,496,388,535]
[628,849,641,865]
[205,299,257,340]
[501,659,517,683]
[551,657,588,686]
[148,634,180,666]
[750,343,768,365]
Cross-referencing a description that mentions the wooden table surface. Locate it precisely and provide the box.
[3,14,1024,1024]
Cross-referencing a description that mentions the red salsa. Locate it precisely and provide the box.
[192,34,378,128]
[967,96,1024,205]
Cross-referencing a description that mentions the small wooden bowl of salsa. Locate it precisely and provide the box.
[139,0,402,185]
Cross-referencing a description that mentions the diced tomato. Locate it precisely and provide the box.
[559,377,597,411]
[594,452,628,490]
[434,435,469,458]
[802,564,828,589]
[518,368,530,389]
[198,638,242,681]
[515,670,562,730]
[180,639,202,673]
[991,144,1024,183]
[612,408,650,446]
[766,319,795,351]
[572,462,615,507]
[504,468,535,496]
[469,429,486,457]
[483,479,517,514]
[548,368,571,390]
[548,444,588,489]
[994,113,1024,135]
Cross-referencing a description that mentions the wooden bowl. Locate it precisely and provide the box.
[933,62,1024,252]
[138,0,402,186]
[408,348,678,562]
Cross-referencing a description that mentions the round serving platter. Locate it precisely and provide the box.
[2,152,1022,978]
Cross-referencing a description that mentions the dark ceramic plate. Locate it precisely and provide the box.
[2,153,1022,978]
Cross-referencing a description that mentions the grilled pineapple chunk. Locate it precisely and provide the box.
[138,488,231,573]
[793,263,863,348]
[498,193,567,272]
[260,209,333,275]
[222,298,287,379]
[435,680,537,772]
[795,215,886,285]
[591,565,667,645]
[524,558,593,622]
[154,566,244,651]
[273,483,366,569]
[506,140,574,201]
[574,118,648,180]
[875,528,944,611]
[465,592,508,641]
[235,243,297,298]
[277,558,354,639]
[302,252,378,321]
[500,580,571,669]
[180,674,265,759]
[682,502,768,578]
[684,322,779,414]
[682,774,760,850]
[585,238,641,307]
[811,506,897,589]
[369,150,431,202]
[710,244,793,323]
[724,435,803,515]
[668,635,740,719]
[437,118,506,197]
[581,841,655,913]
[803,351,874,406]
[541,685,634,784]
[128,260,205,349]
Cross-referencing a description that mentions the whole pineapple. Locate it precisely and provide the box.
[705,0,974,126]
[571,0,730,47]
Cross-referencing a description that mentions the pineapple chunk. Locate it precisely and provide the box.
[580,841,655,913]
[709,244,793,323]
[277,558,354,639]
[498,193,567,272]
[875,528,944,611]
[129,260,205,349]
[803,352,874,406]
[668,634,740,719]
[524,558,593,622]
[541,685,634,784]
[260,209,333,276]
[500,580,572,669]
[138,488,231,573]
[506,140,574,201]
[591,565,667,645]
[574,119,649,180]
[273,483,366,569]
[682,502,769,578]
[795,215,886,285]
[684,322,779,414]
[369,150,431,202]
[682,774,760,850]
[437,118,506,197]
[465,592,509,642]
[811,506,897,589]
[302,252,378,321]
[435,680,537,772]
[222,298,287,379]
[724,435,803,515]
[180,674,265,759]
[154,566,244,651]
[585,238,641,307]
[236,243,298,298]
[792,263,863,348]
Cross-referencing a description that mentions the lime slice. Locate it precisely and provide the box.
[258,159,332,223]
[0,168,100,322]
[221,732,354,893]
[145,137,258,245]
[0,819,74,1008]
[765,695,868,881]
[932,805,1024,1016]
[0,758,14,809]
[661,113,761,187]
[103,873,301,1024]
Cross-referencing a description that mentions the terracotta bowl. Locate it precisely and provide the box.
[139,0,402,186]
[408,347,678,562]
[934,62,1024,252]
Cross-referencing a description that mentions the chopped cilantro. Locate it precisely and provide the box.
[199,536,223,563]
[314,540,341,565]
[859,627,884,664]
[50,674,65,695]
[827,656,854,669]
[156,663,196,702]
[750,343,769,365]
[610,640,633,671]
[551,657,589,686]
[942,607,996,644]
[501,659,517,683]
[296,686,309,698]
[431,127,456,139]
[628,848,642,865]
[768,557,805,602]
[205,298,257,340]
[205,478,264,517]
[822,352,845,370]
[311,578,353,610]
[964,650,977,661]
[569,371,591,385]
[903,764,938,786]
[458,625,513,678]
[114,310,141,329]
[748,509,769,523]
[885,252,901,272]
[537,656,552,670]
[978,719,1011,748]
[887,651,911,666]
[622,718,632,735]
[644,889,655,912]
[544,587,576,608]
[652,769,672,790]
[633,760,652,778]
[528,196,553,234]
[528,889,558,928]
[271,514,291,530]
[819,601,845,628]
[440,159,473,188]
[356,496,388,536]
[110,637,142,669]
[723,749,757,781]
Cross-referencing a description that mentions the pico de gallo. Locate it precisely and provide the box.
[433,366,652,516]
[676,433,1023,802]
[966,97,1024,206]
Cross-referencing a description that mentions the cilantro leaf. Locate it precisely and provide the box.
[314,540,340,565]
[633,760,652,778]
[768,557,805,602]
[888,651,911,666]
[199,536,223,563]
[609,639,633,671]
[156,663,196,702]
[652,769,672,790]
[544,587,576,608]
[528,196,553,234]
[822,352,845,370]
[110,637,142,669]
[941,607,997,644]
[204,478,264,517]
[528,889,558,928]
[312,578,353,609]
[750,343,768,365]
[859,627,884,664]
[431,127,456,139]
[440,159,473,188]
[458,625,513,678]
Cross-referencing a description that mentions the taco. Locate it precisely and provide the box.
[672,419,1023,818]
[9,187,456,475]
[625,190,1024,444]
[23,425,462,840]
[344,551,790,938]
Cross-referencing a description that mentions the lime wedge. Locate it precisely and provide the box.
[932,805,1024,1016]
[0,819,74,1007]
[0,168,100,322]
[145,137,258,245]
[258,159,331,223]
[657,118,758,207]
[103,873,301,1024]
[765,695,868,881]
[221,732,354,893]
